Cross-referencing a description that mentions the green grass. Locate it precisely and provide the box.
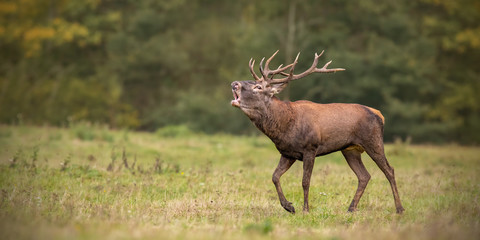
[0,124,479,239]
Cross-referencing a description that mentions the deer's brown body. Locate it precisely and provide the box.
[231,50,404,214]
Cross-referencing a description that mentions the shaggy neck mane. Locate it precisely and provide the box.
[249,97,295,141]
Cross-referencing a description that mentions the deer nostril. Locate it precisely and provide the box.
[231,82,240,90]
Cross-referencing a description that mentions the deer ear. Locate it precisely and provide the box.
[269,82,288,96]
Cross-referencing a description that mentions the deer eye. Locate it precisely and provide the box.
[254,85,262,90]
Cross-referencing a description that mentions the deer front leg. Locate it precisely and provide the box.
[272,155,296,214]
[302,153,316,213]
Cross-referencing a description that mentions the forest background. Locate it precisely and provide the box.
[0,0,479,144]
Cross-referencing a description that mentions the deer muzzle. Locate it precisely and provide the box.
[231,81,241,107]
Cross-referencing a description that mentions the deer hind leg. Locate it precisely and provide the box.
[302,153,316,213]
[272,155,296,214]
[342,149,371,212]
[365,144,405,214]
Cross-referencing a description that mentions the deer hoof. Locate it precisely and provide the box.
[396,207,405,214]
[282,202,295,214]
[347,201,356,212]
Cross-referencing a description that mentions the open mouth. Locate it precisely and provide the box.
[231,89,241,107]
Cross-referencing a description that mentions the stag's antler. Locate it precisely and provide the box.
[249,50,345,85]
[249,50,297,83]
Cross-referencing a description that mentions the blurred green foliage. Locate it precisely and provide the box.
[0,0,479,144]
[155,125,194,138]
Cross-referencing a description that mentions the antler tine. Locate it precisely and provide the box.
[271,62,296,75]
[287,52,300,78]
[260,50,280,81]
[308,50,323,70]
[260,50,299,82]
[315,59,345,73]
[269,52,300,84]
[316,50,325,59]
[259,57,268,80]
[320,60,332,70]
[249,58,261,81]
[311,50,345,73]
[264,50,279,71]
[312,50,343,72]
[292,52,300,72]
[269,50,345,84]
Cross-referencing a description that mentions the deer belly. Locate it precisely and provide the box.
[274,144,304,160]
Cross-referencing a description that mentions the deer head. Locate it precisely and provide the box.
[231,50,345,117]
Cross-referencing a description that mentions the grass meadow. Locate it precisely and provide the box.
[0,124,479,239]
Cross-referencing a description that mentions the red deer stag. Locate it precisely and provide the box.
[231,50,404,214]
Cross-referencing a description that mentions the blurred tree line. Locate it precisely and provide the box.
[0,0,479,144]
